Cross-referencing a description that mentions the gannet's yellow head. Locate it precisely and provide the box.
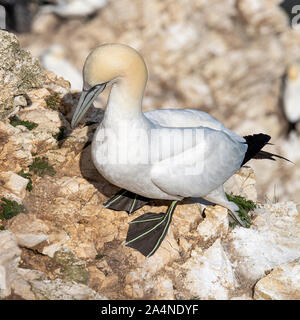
[287,64,299,82]
[71,43,148,128]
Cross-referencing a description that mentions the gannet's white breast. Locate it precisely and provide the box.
[283,75,300,123]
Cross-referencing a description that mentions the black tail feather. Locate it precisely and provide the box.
[242,134,271,166]
[254,150,293,164]
[242,133,292,165]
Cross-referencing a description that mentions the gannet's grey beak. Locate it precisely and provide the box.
[71,83,107,128]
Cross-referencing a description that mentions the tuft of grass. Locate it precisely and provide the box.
[95,254,105,260]
[52,126,67,141]
[226,193,256,228]
[17,169,33,191]
[28,157,56,177]
[10,118,38,131]
[45,92,61,110]
[0,198,26,221]
[229,221,238,228]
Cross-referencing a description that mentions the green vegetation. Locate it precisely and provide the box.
[17,169,33,191]
[0,226,5,230]
[53,127,67,141]
[45,92,61,110]
[18,157,56,192]
[95,254,105,260]
[226,193,256,228]
[10,118,38,131]
[28,157,56,177]
[0,198,26,221]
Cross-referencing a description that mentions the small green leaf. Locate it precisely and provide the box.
[95,254,105,260]
[10,118,38,131]
[0,198,26,220]
[28,157,56,177]
[52,127,67,141]
[226,193,256,228]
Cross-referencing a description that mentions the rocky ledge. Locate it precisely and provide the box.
[0,30,299,300]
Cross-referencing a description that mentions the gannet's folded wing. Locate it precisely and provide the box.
[150,128,247,198]
[145,108,245,143]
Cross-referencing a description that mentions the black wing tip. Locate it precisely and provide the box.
[242,133,293,165]
[243,133,271,144]
[242,133,271,166]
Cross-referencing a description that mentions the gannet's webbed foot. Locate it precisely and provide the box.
[104,189,149,214]
[125,200,178,257]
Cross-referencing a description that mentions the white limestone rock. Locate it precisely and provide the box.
[254,258,300,300]
[11,268,46,300]
[7,213,69,256]
[0,171,29,199]
[196,205,229,243]
[29,278,107,300]
[226,202,300,282]
[181,239,236,299]
[224,167,257,202]
[0,231,21,298]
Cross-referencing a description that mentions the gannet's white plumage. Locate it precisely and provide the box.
[43,0,107,18]
[282,63,300,132]
[71,43,284,256]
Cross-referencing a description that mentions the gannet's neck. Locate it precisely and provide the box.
[104,75,146,123]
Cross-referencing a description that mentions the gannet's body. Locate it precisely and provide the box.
[92,108,245,202]
[72,43,289,257]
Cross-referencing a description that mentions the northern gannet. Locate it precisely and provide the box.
[42,0,107,18]
[0,0,56,33]
[280,63,300,135]
[71,43,289,257]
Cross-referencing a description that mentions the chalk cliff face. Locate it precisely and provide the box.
[0,1,300,300]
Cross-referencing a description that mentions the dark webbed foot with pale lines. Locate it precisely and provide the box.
[104,189,149,214]
[104,190,177,256]
[125,200,178,257]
